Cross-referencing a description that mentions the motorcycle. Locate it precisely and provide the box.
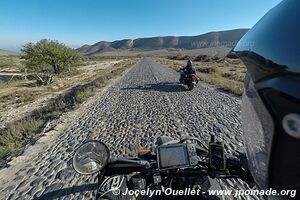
[179,70,199,91]
[72,135,253,200]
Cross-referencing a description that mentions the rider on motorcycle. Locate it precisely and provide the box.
[179,60,196,82]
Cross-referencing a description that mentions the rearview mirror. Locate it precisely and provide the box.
[72,140,110,175]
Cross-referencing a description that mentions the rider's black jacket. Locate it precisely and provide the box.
[181,64,195,74]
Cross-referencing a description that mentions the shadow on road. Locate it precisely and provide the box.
[33,183,97,200]
[121,82,187,93]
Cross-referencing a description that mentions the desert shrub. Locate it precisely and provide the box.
[194,54,210,62]
[36,73,55,85]
[46,111,62,119]
[221,72,233,78]
[111,67,124,76]
[74,90,87,104]
[0,146,12,159]
[211,57,220,61]
[197,66,216,73]
[168,54,191,60]
[21,39,81,74]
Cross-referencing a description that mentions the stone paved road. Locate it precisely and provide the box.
[0,58,256,200]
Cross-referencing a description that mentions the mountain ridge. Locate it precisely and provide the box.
[77,28,249,56]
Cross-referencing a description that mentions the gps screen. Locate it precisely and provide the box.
[158,145,189,169]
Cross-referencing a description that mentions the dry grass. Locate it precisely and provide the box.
[156,57,246,95]
[0,118,44,159]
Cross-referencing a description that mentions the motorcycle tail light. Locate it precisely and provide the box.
[192,77,197,81]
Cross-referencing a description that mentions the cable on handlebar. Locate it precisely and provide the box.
[109,157,151,168]
[179,137,208,150]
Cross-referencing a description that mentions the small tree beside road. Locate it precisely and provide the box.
[22,39,81,75]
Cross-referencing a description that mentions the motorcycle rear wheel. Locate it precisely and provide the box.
[188,84,194,91]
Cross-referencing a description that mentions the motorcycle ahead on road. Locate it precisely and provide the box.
[72,135,254,200]
[179,70,199,91]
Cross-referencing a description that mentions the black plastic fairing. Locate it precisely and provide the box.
[258,83,300,189]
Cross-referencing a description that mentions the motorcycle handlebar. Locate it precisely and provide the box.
[106,157,253,185]
[105,150,253,184]
[108,152,246,173]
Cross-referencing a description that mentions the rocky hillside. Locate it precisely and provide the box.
[77,29,249,55]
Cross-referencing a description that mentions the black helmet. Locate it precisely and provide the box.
[233,0,300,191]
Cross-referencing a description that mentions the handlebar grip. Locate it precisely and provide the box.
[226,156,241,168]
[226,156,255,185]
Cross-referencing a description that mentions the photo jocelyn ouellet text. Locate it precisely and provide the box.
[111,187,297,198]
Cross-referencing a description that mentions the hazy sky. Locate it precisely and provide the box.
[0,0,282,51]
